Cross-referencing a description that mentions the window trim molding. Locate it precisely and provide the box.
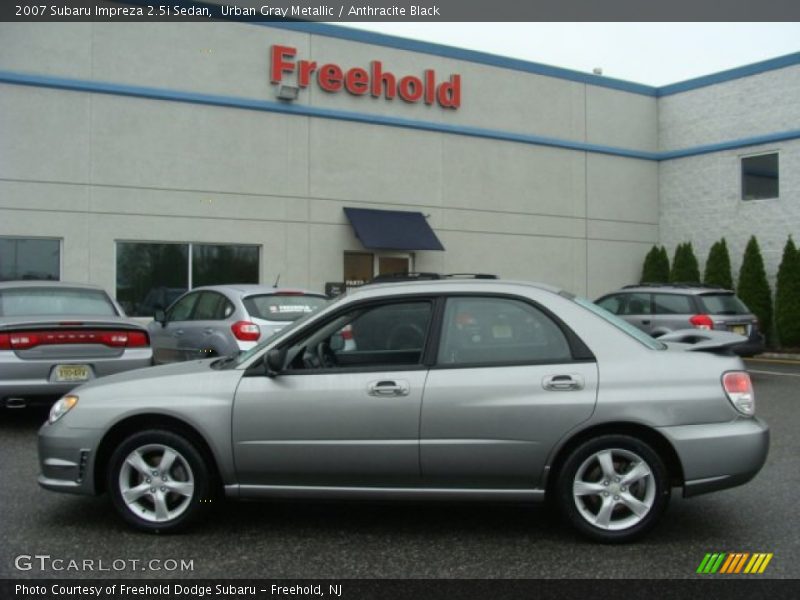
[740,150,780,202]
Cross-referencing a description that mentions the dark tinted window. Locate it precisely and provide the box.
[438,297,571,365]
[653,294,694,314]
[742,153,778,200]
[0,288,117,317]
[192,292,230,320]
[244,294,327,322]
[619,293,652,316]
[0,238,60,282]
[117,242,259,316]
[698,294,750,315]
[192,245,259,287]
[168,292,199,321]
[117,243,189,317]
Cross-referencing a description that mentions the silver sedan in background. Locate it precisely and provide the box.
[0,281,152,408]
[147,284,328,364]
[38,278,768,543]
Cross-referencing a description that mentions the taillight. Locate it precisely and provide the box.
[722,371,755,416]
[0,329,149,349]
[690,314,714,330]
[231,321,260,342]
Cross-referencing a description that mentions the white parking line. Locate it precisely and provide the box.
[748,369,800,378]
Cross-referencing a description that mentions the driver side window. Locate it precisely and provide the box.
[286,301,433,371]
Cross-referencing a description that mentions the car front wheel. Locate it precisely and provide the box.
[556,435,670,543]
[107,430,212,533]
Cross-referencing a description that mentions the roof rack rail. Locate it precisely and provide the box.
[367,272,498,284]
[622,282,726,290]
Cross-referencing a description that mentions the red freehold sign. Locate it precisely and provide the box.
[271,45,461,109]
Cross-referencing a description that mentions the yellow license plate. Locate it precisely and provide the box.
[730,325,747,336]
[54,365,90,382]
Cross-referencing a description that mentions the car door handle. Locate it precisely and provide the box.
[368,380,410,397]
[641,319,651,325]
[203,329,215,335]
[542,374,584,391]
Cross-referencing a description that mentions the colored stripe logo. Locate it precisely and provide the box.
[697,552,773,574]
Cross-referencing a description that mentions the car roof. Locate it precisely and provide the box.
[0,280,107,291]
[189,284,326,297]
[346,278,566,299]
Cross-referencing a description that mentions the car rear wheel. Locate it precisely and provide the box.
[556,435,670,543]
[107,430,212,533]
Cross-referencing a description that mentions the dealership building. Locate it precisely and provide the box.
[1,21,798,315]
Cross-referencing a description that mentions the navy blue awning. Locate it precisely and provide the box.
[343,208,445,251]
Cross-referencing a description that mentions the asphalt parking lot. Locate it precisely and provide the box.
[2,358,799,580]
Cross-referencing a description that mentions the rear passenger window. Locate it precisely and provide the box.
[438,297,571,366]
[653,294,693,314]
[619,293,652,316]
[192,292,228,320]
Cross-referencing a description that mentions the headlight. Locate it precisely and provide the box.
[49,395,79,424]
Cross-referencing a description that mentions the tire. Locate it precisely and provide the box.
[556,435,670,543]
[107,430,213,533]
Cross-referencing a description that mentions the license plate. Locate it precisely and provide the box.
[730,325,747,336]
[54,365,90,382]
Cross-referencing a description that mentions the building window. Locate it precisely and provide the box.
[742,153,779,200]
[0,237,60,281]
[116,242,259,316]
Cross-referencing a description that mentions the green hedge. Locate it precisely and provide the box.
[737,236,772,344]
[775,236,800,347]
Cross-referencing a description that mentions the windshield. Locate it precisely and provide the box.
[573,296,666,350]
[229,293,342,367]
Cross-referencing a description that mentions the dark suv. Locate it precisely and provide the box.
[595,284,764,357]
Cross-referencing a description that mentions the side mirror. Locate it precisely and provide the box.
[265,347,287,377]
[154,308,166,325]
[329,333,345,352]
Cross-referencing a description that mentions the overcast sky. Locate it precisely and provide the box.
[340,23,800,86]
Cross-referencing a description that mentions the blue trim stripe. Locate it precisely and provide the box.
[2,70,799,162]
[0,70,658,161]
[659,52,800,96]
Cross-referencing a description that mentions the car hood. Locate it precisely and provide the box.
[61,358,243,430]
[75,358,220,392]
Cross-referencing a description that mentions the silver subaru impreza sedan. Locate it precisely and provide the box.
[38,278,769,542]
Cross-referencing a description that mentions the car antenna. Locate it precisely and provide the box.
[273,274,280,288]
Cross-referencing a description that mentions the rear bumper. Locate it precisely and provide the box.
[658,418,769,497]
[0,349,152,404]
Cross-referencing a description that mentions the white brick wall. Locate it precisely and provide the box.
[659,65,800,151]
[659,140,800,286]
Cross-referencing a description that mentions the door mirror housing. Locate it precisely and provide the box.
[265,347,287,377]
[154,308,166,325]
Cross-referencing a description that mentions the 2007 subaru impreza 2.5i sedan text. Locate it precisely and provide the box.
[38,278,769,543]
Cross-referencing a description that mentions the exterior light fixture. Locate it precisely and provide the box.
[276,84,299,101]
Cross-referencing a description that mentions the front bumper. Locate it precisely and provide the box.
[38,420,104,496]
[658,417,769,497]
